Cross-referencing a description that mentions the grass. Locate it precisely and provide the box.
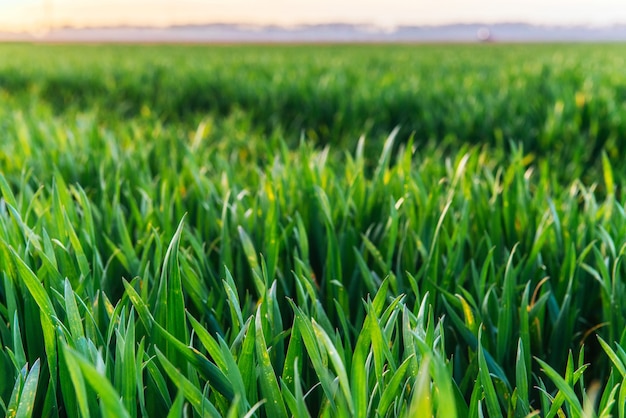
[1,43,626,416]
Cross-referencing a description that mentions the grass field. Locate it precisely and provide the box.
[2,43,626,417]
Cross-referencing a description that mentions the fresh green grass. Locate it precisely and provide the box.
[1,43,626,416]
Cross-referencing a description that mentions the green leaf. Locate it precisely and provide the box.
[289,300,336,412]
[157,216,188,351]
[0,172,18,208]
[496,244,518,363]
[119,312,137,416]
[64,346,131,418]
[408,356,431,417]
[166,391,186,418]
[478,328,503,418]
[311,320,353,414]
[15,359,40,418]
[237,318,258,406]
[187,314,227,371]
[238,226,264,296]
[223,267,244,333]
[255,307,288,418]
[515,339,530,416]
[156,348,220,418]
[125,280,235,401]
[62,344,91,418]
[602,151,614,197]
[535,357,583,417]
[9,246,57,321]
[598,336,626,378]
[378,354,413,416]
[64,279,85,343]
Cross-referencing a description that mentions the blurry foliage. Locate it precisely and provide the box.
[1,43,625,182]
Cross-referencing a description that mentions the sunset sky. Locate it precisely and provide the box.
[1,0,626,32]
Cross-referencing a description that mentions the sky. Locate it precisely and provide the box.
[1,0,626,32]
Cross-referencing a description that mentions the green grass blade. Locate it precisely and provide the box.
[187,313,227,371]
[289,299,336,412]
[535,357,583,417]
[0,173,18,208]
[9,246,57,320]
[255,308,288,418]
[515,338,530,416]
[377,354,413,416]
[62,344,91,418]
[408,356,432,417]
[478,328,503,418]
[156,348,220,418]
[166,391,185,418]
[64,279,85,343]
[64,346,131,418]
[311,320,353,414]
[238,226,264,296]
[237,318,258,406]
[598,336,626,377]
[15,359,40,418]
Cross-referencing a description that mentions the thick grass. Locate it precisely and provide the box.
[1,43,626,416]
[2,43,626,180]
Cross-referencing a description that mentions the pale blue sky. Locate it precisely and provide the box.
[2,0,626,32]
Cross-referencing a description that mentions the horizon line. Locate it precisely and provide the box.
[3,20,626,34]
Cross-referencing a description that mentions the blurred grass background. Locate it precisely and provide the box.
[2,43,625,181]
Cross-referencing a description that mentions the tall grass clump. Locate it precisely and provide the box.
[1,44,626,416]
